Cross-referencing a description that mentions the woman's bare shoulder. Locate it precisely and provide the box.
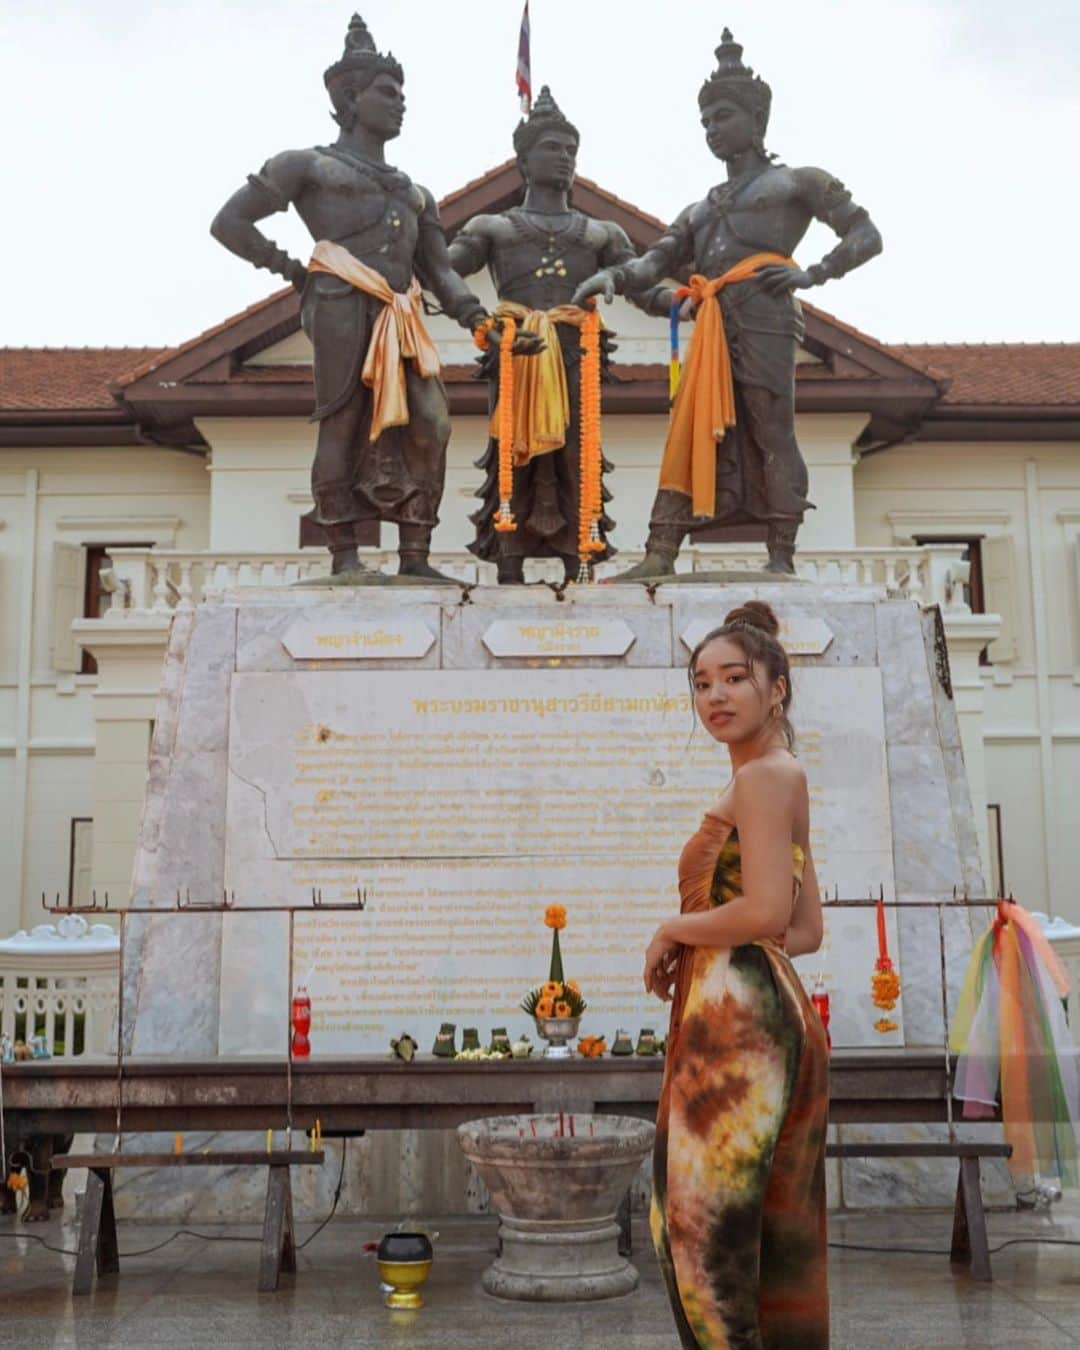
[731,754,807,810]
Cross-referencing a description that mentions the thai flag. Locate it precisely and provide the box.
[516,1,532,113]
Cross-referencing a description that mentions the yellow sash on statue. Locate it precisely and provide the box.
[487,302,598,466]
[308,239,441,442]
[658,252,795,518]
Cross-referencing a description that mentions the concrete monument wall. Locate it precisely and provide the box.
[115,581,1002,1219]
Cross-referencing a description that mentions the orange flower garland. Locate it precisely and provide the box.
[577,304,604,579]
[492,317,518,533]
[871,897,902,1031]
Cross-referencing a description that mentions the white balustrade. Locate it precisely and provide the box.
[0,916,119,1060]
[99,543,972,618]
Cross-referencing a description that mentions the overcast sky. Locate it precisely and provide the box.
[2,0,1078,348]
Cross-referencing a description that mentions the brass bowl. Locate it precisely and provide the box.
[377,1257,433,1309]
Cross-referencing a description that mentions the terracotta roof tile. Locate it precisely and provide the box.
[112,288,295,388]
[893,343,1080,406]
[0,347,164,412]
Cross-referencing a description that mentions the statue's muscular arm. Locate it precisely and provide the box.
[572,206,694,307]
[209,150,314,289]
[414,188,487,329]
[447,214,496,280]
[596,222,676,317]
[796,168,883,285]
[755,169,883,296]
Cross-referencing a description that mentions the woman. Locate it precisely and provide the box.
[644,600,829,1349]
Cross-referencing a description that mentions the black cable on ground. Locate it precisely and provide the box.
[829,1236,1080,1256]
[0,1137,349,1260]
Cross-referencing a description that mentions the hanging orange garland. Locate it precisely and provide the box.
[486,316,518,533]
[577,303,604,580]
[871,896,901,1033]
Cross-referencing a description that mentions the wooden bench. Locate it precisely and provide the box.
[826,1141,1013,1281]
[51,1150,324,1295]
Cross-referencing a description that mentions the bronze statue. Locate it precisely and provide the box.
[450,88,659,584]
[210,15,514,582]
[573,29,882,577]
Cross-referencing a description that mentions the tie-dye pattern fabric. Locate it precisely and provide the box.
[651,814,830,1348]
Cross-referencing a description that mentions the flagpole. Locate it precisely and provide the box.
[517,0,532,114]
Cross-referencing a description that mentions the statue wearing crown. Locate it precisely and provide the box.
[450,89,659,584]
[210,16,517,581]
[574,30,883,576]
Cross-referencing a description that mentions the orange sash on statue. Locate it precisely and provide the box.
[658,252,795,519]
[308,239,441,442]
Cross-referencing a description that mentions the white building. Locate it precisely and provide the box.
[2,163,1078,936]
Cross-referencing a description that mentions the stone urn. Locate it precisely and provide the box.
[457,1113,655,1301]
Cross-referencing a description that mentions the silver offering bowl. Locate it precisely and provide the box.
[533,1015,581,1059]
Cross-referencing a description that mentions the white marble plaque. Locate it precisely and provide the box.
[280,616,435,661]
[482,618,636,659]
[681,614,835,656]
[219,666,899,1054]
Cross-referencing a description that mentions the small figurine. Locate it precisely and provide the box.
[391,1033,418,1063]
[431,1023,457,1058]
[635,1028,660,1056]
[488,1027,512,1057]
[510,1033,534,1059]
[0,1034,13,1064]
[30,1034,51,1061]
[610,1029,634,1056]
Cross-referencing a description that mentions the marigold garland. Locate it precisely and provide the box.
[871,897,902,1029]
[544,905,567,931]
[492,316,517,533]
[577,304,604,579]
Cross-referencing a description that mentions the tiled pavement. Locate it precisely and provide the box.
[1,1200,1078,1348]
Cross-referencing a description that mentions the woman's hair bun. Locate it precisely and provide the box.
[722,600,781,638]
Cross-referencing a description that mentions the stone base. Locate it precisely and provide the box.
[483,1215,639,1301]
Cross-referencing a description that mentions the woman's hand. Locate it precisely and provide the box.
[643,927,680,1002]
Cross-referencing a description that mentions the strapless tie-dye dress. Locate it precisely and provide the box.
[650,813,830,1349]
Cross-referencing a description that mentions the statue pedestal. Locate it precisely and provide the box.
[120,578,995,1216]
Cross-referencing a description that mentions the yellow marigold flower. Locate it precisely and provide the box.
[542,981,561,998]
[535,997,554,1019]
[874,1017,898,1034]
[544,905,567,930]
[555,1001,572,1017]
[871,968,901,1010]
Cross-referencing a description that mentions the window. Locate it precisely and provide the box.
[913,534,990,664]
[68,818,93,907]
[299,514,380,548]
[81,544,153,674]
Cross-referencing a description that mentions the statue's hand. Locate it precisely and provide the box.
[571,270,616,308]
[286,259,308,293]
[508,329,546,358]
[756,264,815,295]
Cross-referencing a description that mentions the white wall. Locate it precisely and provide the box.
[0,446,209,933]
[855,440,1080,925]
